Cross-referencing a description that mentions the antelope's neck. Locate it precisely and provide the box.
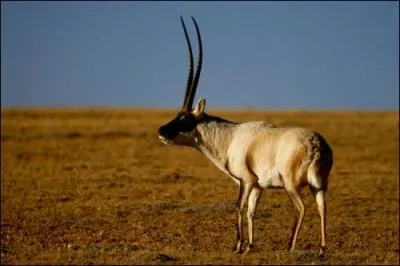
[194,115,237,172]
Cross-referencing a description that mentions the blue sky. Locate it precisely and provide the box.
[1,1,399,109]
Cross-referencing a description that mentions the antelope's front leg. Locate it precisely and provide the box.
[234,181,253,253]
[245,186,262,253]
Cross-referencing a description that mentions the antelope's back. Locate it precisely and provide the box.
[239,126,331,173]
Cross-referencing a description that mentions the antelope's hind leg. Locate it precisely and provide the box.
[310,186,326,256]
[286,187,305,252]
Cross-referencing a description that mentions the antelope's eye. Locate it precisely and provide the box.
[179,116,189,123]
[178,114,196,132]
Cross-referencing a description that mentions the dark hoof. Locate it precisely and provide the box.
[319,246,326,257]
[233,242,243,254]
[244,244,254,253]
[233,246,242,254]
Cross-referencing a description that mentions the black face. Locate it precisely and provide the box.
[158,112,198,140]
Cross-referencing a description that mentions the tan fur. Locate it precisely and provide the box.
[159,99,333,255]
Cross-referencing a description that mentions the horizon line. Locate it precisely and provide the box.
[1,105,398,112]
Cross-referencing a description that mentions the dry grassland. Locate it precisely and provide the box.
[1,108,399,265]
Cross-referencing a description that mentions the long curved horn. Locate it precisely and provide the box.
[180,16,194,111]
[185,16,203,111]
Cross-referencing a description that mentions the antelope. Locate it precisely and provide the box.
[158,16,333,256]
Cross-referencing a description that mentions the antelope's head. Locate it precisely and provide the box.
[158,16,207,146]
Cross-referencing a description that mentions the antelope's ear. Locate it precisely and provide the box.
[193,98,206,116]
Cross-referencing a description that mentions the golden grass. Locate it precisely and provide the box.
[1,108,399,265]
